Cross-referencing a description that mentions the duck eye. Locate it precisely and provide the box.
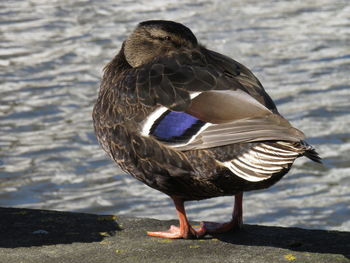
[158,36,171,41]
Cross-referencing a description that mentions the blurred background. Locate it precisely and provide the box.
[0,0,349,231]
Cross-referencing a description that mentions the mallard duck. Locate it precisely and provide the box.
[93,20,321,239]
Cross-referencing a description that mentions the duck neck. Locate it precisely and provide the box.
[100,42,132,92]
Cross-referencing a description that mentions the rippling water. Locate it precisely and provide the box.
[1,0,349,231]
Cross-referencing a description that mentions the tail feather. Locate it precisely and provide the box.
[301,141,322,163]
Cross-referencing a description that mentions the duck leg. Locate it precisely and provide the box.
[200,193,243,234]
[147,197,206,239]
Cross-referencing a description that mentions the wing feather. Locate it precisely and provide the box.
[169,89,304,151]
[119,47,277,112]
[216,142,304,182]
[122,47,305,152]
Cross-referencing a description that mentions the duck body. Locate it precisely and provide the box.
[93,20,320,238]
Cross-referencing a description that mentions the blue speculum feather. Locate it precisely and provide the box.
[150,111,205,143]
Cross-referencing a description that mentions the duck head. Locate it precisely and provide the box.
[124,20,198,67]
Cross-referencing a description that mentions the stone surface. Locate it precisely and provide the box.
[0,207,349,263]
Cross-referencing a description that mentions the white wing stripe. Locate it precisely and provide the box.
[141,106,168,136]
[242,152,293,165]
[168,123,211,148]
[221,161,267,182]
[233,159,279,174]
[218,141,301,182]
[276,141,301,151]
[249,148,297,160]
[254,145,299,156]
[237,156,284,171]
[260,143,299,153]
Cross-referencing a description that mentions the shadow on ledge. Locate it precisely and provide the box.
[0,207,121,248]
[0,207,349,261]
[211,224,350,259]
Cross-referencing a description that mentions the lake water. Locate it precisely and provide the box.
[1,0,349,231]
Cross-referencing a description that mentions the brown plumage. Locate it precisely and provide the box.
[93,20,321,239]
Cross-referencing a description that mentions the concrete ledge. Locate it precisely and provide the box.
[0,207,349,263]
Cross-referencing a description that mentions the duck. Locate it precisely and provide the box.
[92,20,321,239]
